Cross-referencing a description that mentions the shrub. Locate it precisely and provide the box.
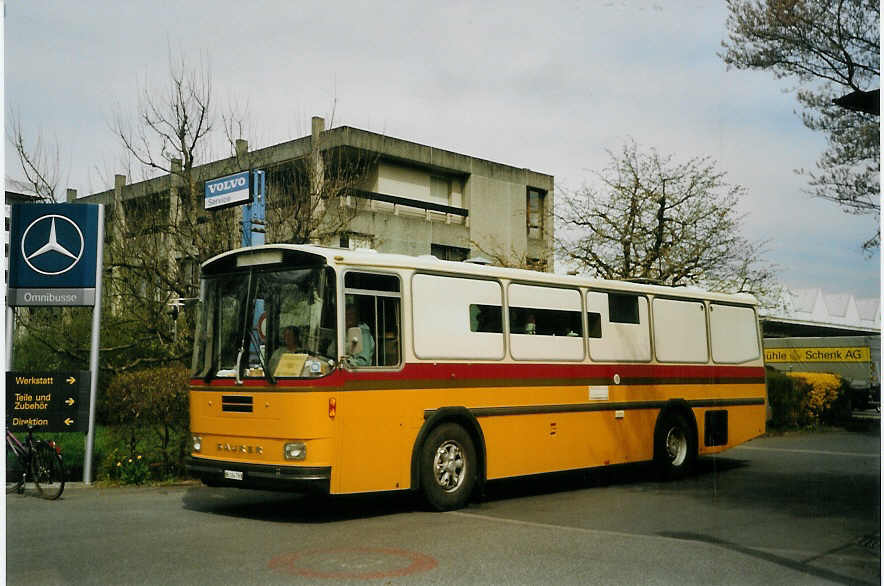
[113,452,151,485]
[767,368,852,429]
[766,367,802,428]
[102,365,190,480]
[786,372,845,425]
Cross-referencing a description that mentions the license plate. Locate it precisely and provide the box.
[224,470,243,481]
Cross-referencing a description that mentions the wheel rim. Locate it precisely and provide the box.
[433,440,466,493]
[665,426,687,466]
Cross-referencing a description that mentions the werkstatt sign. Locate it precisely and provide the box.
[205,171,251,210]
[5,371,91,432]
[8,204,101,306]
[764,346,871,363]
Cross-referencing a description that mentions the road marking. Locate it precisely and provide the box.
[449,511,878,563]
[448,510,681,543]
[734,446,880,459]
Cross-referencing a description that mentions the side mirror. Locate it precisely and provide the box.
[338,355,355,371]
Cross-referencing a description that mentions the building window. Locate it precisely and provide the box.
[431,244,469,262]
[340,233,373,250]
[526,257,547,272]
[430,176,451,205]
[527,188,545,239]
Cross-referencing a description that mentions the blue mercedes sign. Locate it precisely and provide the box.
[8,204,102,306]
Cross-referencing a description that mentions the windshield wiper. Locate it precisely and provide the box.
[250,329,276,384]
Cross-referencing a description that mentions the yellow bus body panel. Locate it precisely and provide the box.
[190,378,765,495]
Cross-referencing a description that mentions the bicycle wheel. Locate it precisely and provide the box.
[6,439,25,494]
[31,440,65,500]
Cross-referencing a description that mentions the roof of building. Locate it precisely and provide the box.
[760,288,880,335]
[5,190,41,204]
[78,121,554,205]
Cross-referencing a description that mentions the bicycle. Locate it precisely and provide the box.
[5,426,65,500]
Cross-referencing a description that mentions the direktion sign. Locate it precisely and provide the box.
[8,203,102,306]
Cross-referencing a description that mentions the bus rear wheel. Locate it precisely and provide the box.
[654,411,696,480]
[420,423,476,511]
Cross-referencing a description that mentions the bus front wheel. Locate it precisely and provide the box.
[654,411,696,480]
[420,423,477,511]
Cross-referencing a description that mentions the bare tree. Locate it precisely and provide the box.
[721,0,880,249]
[106,64,377,369]
[7,111,64,202]
[557,141,781,303]
[266,140,377,245]
[104,54,243,370]
[470,238,550,271]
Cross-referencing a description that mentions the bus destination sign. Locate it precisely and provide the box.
[5,371,91,432]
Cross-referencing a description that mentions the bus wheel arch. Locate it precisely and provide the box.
[412,408,486,510]
[653,401,698,480]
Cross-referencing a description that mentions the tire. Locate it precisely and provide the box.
[6,440,24,494]
[31,441,65,500]
[420,423,477,511]
[654,411,697,480]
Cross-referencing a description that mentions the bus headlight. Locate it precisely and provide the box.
[284,442,306,461]
[192,435,202,453]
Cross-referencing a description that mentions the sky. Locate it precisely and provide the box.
[4,0,880,299]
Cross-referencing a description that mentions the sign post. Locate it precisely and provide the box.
[6,203,104,484]
[241,170,266,247]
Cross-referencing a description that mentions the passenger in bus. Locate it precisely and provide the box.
[346,303,375,366]
[524,313,536,335]
[269,326,302,373]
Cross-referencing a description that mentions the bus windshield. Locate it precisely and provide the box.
[191,266,337,381]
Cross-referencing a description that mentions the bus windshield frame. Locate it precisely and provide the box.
[191,264,338,382]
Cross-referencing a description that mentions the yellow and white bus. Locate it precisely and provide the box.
[187,244,766,510]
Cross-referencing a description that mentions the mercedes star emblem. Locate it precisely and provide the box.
[20,214,85,276]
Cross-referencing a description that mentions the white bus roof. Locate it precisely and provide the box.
[204,244,759,306]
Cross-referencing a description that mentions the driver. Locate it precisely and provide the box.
[269,326,302,373]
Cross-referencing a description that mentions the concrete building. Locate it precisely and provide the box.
[77,117,555,270]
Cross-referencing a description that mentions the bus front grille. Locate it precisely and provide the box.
[222,395,253,413]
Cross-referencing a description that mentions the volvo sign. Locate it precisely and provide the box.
[205,170,252,210]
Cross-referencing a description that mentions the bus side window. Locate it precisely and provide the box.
[609,293,640,324]
[470,304,503,333]
[344,272,401,368]
[378,297,400,366]
[587,291,651,362]
[587,312,602,338]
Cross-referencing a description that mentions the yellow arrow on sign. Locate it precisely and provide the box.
[65,397,75,406]
[64,418,74,426]
[66,377,76,384]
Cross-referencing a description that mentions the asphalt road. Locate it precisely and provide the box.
[5,428,880,585]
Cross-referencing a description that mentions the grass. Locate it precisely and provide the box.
[28,425,190,483]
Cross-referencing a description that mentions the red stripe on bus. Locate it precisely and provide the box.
[191,363,765,389]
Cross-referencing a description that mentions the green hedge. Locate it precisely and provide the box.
[100,365,190,482]
[27,366,190,484]
[766,367,853,429]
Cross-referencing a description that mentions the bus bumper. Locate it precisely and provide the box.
[186,456,331,494]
